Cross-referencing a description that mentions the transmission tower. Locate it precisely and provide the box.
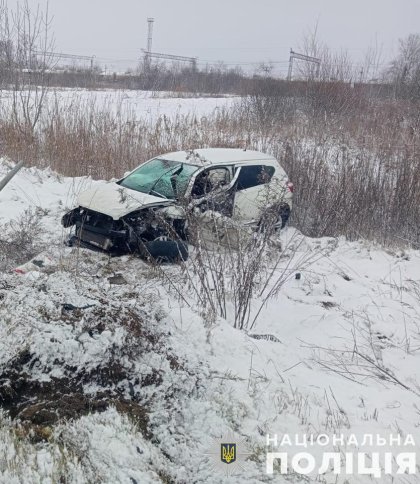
[141,50,197,70]
[33,51,95,71]
[287,49,321,81]
[142,18,197,72]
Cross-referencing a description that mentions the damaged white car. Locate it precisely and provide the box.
[62,148,293,261]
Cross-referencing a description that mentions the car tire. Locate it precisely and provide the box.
[278,203,291,229]
[142,240,189,262]
[258,203,291,233]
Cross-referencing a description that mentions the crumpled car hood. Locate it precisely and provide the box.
[77,182,172,220]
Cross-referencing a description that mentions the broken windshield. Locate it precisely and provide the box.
[119,159,199,199]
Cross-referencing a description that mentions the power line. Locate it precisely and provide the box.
[33,50,95,69]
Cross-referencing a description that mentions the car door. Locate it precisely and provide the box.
[188,166,241,246]
[232,164,275,224]
[189,166,235,216]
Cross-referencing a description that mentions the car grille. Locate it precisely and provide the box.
[78,228,113,250]
[79,209,114,230]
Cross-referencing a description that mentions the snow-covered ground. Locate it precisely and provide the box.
[0,161,419,483]
[0,89,235,124]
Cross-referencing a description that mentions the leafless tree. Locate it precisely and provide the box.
[257,61,274,78]
[297,25,356,82]
[360,38,383,83]
[0,0,54,135]
[387,33,420,99]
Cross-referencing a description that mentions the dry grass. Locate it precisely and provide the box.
[0,89,419,247]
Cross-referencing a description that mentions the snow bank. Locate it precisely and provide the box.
[0,162,419,483]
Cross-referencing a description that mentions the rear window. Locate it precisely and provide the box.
[236,165,275,191]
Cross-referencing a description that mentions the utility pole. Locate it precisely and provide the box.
[144,17,154,72]
[287,49,321,81]
[287,49,294,81]
[142,17,198,72]
[0,161,24,193]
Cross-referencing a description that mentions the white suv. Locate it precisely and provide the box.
[62,148,293,260]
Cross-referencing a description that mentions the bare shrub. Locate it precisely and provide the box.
[276,127,420,246]
[239,83,420,247]
[184,211,269,329]
[157,200,316,331]
[0,208,45,271]
[239,78,299,130]
[305,80,369,116]
[306,312,420,396]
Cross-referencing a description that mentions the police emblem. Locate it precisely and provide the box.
[221,443,236,464]
[205,432,251,476]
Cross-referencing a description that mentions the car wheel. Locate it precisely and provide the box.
[141,239,189,262]
[276,204,291,230]
[258,203,291,233]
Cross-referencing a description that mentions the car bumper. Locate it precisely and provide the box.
[75,225,128,251]
[62,208,128,252]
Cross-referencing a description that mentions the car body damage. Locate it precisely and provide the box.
[62,149,293,261]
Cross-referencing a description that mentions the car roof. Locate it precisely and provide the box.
[157,148,277,166]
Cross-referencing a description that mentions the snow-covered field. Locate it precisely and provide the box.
[1,158,419,483]
[0,88,235,123]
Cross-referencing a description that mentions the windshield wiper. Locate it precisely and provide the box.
[149,189,168,199]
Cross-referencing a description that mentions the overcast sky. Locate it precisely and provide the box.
[10,0,420,75]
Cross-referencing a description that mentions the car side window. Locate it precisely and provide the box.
[191,167,231,198]
[235,165,275,191]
